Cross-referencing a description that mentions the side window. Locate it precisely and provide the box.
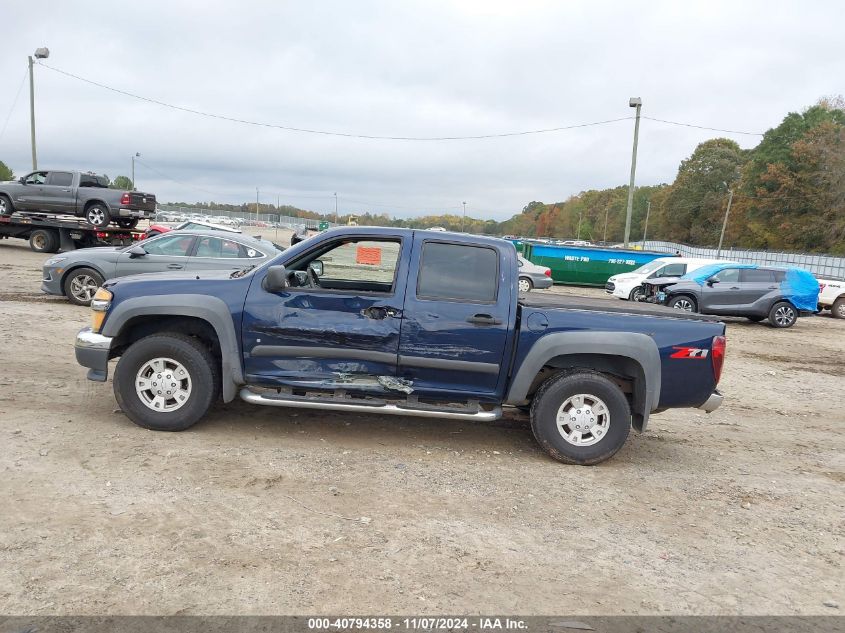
[712,268,741,283]
[48,172,73,187]
[142,235,195,256]
[195,236,244,258]
[661,263,687,277]
[318,239,400,286]
[417,242,498,303]
[24,171,48,185]
[740,269,775,283]
[771,270,786,282]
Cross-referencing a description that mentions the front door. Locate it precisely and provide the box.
[114,233,196,276]
[16,171,50,210]
[397,238,514,400]
[701,267,743,313]
[241,235,408,389]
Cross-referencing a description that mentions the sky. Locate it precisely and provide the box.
[1,0,843,220]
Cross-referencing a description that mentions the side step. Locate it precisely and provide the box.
[239,388,502,422]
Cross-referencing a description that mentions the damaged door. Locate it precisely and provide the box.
[241,235,409,391]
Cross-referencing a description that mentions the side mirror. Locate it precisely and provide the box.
[309,260,324,277]
[19,177,26,184]
[706,277,718,286]
[264,265,288,292]
[127,245,147,258]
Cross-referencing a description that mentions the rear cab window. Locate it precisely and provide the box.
[417,242,498,303]
[48,172,73,187]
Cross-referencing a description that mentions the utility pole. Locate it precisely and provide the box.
[28,48,49,170]
[131,152,140,190]
[642,200,651,242]
[716,188,734,259]
[576,209,582,240]
[603,207,610,242]
[462,201,467,232]
[623,97,642,248]
[334,192,338,224]
[256,187,259,222]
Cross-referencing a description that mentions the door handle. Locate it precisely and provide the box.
[167,264,184,270]
[729,286,740,290]
[767,286,777,289]
[62,189,71,192]
[362,306,402,319]
[467,313,502,325]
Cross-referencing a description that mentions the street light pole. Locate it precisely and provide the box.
[334,192,338,224]
[131,152,140,190]
[256,188,260,222]
[623,97,642,248]
[642,200,651,242]
[462,201,467,232]
[716,188,734,259]
[28,48,50,170]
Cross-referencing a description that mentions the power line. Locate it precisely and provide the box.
[38,61,634,141]
[643,116,763,137]
[0,68,29,147]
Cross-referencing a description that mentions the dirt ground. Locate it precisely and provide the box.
[0,230,843,615]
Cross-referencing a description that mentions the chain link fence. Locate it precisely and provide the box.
[633,240,845,279]
[156,204,338,230]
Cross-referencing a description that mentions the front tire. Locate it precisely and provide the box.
[85,203,111,228]
[768,301,797,328]
[518,277,533,293]
[63,267,104,306]
[668,294,697,312]
[114,334,220,431]
[832,297,845,320]
[530,372,631,465]
[628,286,643,301]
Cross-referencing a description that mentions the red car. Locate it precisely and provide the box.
[143,220,243,240]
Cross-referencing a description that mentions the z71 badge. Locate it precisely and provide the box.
[670,346,709,359]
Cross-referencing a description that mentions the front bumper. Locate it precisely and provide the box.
[40,268,63,296]
[75,327,113,382]
[116,208,153,219]
[698,390,723,413]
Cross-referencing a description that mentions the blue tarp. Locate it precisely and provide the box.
[680,262,819,311]
[781,267,820,312]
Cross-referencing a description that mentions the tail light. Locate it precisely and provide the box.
[711,335,726,384]
[544,269,552,277]
[819,283,826,293]
[120,192,131,205]
[95,231,108,239]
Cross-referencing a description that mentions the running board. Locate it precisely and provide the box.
[239,388,502,421]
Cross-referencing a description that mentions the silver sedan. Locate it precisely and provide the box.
[41,229,282,305]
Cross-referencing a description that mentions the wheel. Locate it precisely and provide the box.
[518,277,533,293]
[668,295,697,312]
[768,301,797,328]
[116,218,139,230]
[628,286,643,301]
[832,297,845,320]
[63,267,104,306]
[29,229,59,253]
[84,203,111,228]
[113,334,220,431]
[529,371,631,465]
[0,194,12,216]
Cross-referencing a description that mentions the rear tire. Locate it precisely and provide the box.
[116,218,140,229]
[63,267,104,306]
[85,203,111,228]
[518,277,533,293]
[832,297,845,320]
[768,301,797,328]
[114,334,220,431]
[29,228,59,253]
[0,194,13,216]
[668,294,697,312]
[530,371,631,465]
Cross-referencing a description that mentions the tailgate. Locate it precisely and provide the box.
[127,192,156,211]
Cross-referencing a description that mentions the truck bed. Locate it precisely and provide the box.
[519,292,721,322]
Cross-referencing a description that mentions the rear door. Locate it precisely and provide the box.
[398,238,513,399]
[737,268,778,311]
[114,233,196,276]
[45,171,76,212]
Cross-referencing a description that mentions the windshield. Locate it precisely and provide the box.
[631,260,668,275]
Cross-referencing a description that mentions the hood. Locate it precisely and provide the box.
[48,246,124,264]
[103,268,246,289]
[642,276,685,288]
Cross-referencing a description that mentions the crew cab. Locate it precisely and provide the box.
[74,227,727,465]
[0,170,156,229]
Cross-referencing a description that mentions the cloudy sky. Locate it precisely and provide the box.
[1,0,842,219]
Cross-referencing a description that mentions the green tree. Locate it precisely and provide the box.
[0,160,13,181]
[110,175,134,190]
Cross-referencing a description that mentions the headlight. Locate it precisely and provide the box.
[90,288,113,333]
[44,256,68,266]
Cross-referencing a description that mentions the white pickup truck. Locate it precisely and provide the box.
[817,278,845,318]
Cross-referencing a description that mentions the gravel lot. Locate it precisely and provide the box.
[0,231,843,615]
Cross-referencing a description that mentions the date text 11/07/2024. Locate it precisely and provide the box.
[307,617,528,630]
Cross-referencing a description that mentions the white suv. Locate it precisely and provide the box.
[606,257,733,301]
[817,278,845,318]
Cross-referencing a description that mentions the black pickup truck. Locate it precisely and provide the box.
[75,227,727,465]
[0,170,156,229]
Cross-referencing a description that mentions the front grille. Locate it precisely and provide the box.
[605,282,615,292]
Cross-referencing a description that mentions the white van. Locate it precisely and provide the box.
[606,257,734,301]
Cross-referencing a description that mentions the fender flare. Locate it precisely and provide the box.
[505,331,661,430]
[101,294,243,402]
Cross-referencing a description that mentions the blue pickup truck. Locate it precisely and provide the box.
[75,227,726,465]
